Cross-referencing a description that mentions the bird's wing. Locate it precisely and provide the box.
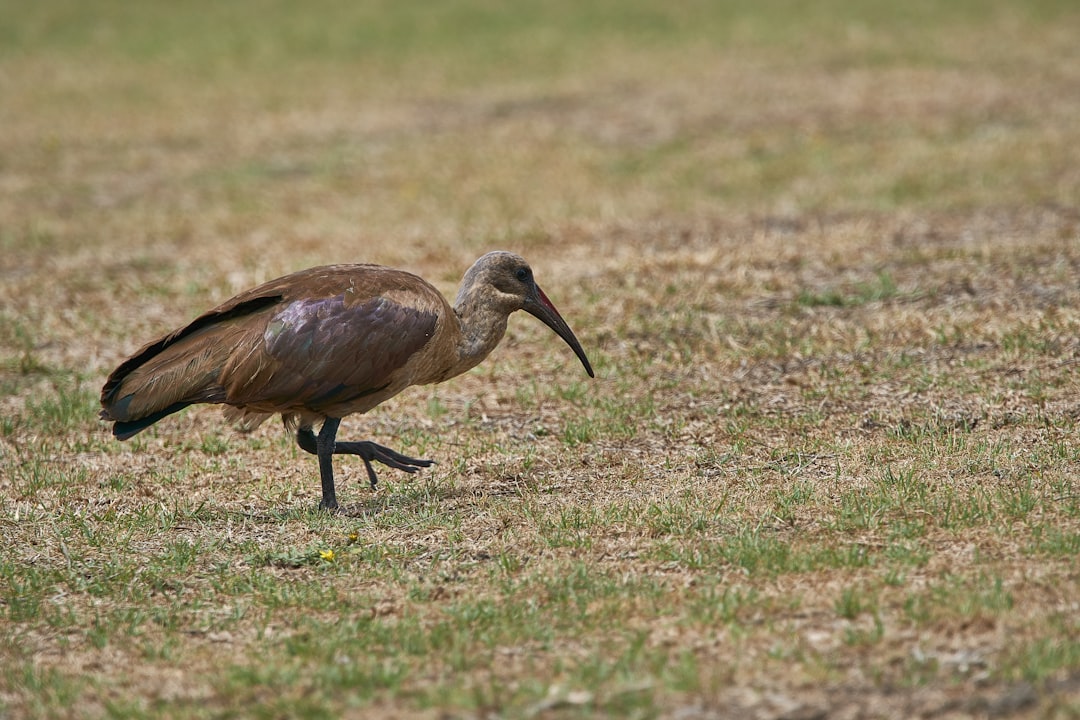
[104,264,445,420]
[220,277,441,413]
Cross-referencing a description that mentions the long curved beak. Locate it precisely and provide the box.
[523,283,595,378]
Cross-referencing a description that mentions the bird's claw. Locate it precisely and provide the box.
[365,444,435,472]
[332,440,434,488]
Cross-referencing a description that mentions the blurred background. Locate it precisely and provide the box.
[5,1,1077,262]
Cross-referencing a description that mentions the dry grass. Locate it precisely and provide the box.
[2,1,1079,717]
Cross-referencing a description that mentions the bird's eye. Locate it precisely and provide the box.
[515,267,529,282]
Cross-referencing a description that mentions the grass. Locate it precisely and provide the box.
[2,0,1080,717]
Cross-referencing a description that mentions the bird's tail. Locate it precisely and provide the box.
[100,326,239,440]
[101,294,284,440]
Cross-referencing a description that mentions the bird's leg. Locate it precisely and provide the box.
[295,423,434,496]
[315,417,341,510]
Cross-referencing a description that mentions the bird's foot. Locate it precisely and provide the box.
[334,441,435,489]
[295,426,433,492]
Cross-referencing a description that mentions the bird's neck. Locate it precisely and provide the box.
[449,289,510,377]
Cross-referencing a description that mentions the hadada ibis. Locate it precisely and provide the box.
[100,251,594,510]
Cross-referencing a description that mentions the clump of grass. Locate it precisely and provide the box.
[797,271,900,308]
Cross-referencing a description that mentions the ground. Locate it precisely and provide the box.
[1,1,1079,717]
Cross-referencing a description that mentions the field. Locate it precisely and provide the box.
[2,1,1079,717]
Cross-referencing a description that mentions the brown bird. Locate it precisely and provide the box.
[100,251,594,509]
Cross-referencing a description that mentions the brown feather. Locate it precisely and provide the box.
[100,264,452,436]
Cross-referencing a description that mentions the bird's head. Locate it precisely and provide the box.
[457,251,595,378]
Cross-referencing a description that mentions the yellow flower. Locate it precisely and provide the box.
[348,531,359,543]
[319,549,335,562]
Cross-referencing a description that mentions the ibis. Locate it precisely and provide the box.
[100,251,594,509]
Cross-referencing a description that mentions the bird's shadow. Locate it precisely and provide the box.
[223,479,525,523]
